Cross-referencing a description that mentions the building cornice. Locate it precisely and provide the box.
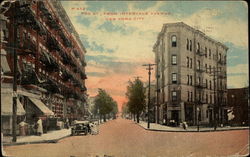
[153,22,229,52]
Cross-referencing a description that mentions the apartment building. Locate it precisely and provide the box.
[153,22,228,126]
[1,0,87,134]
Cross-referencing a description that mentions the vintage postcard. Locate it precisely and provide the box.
[1,0,249,157]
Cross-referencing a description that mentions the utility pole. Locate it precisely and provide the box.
[143,63,156,129]
[210,66,221,131]
[12,2,17,142]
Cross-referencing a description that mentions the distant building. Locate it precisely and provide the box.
[153,22,228,126]
[1,0,87,134]
[227,87,249,126]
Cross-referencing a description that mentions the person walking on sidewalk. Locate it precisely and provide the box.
[37,118,43,136]
[65,118,70,129]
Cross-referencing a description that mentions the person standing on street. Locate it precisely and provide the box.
[37,117,43,136]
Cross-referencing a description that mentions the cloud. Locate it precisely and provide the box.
[227,64,248,75]
[227,64,249,88]
[87,72,107,77]
[61,1,248,109]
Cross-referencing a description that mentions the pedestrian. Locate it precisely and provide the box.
[37,117,43,136]
[66,118,70,129]
[182,121,188,130]
[91,122,99,135]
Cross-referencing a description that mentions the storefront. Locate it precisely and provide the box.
[1,91,26,135]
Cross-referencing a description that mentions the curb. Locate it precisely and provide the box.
[3,134,71,146]
[3,121,106,146]
[136,123,249,133]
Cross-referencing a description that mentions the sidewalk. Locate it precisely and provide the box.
[2,119,104,146]
[137,121,249,132]
[2,129,71,146]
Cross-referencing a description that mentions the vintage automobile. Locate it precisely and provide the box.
[71,120,90,136]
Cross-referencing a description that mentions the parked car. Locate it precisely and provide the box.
[71,121,90,136]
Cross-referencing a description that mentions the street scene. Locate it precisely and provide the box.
[3,118,249,157]
[1,0,249,157]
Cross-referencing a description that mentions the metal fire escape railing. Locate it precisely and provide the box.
[13,1,87,98]
[37,1,86,93]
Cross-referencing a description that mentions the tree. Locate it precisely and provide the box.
[94,88,118,122]
[126,78,146,123]
[111,100,118,119]
[122,103,129,118]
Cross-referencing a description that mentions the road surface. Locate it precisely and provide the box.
[3,118,249,157]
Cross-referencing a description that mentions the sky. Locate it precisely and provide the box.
[61,1,248,111]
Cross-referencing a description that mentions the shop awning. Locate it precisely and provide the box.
[1,49,11,73]
[1,93,26,116]
[28,97,54,116]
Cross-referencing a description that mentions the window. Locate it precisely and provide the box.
[186,39,189,50]
[206,94,208,103]
[189,40,192,51]
[205,47,207,58]
[171,35,177,47]
[209,65,211,74]
[187,75,189,85]
[210,95,212,104]
[190,75,192,85]
[190,58,192,69]
[172,55,177,65]
[209,49,211,59]
[197,60,200,70]
[196,43,200,53]
[172,91,177,101]
[219,53,221,61]
[205,64,207,72]
[187,57,189,67]
[187,91,190,102]
[198,77,201,85]
[190,92,193,102]
[172,73,177,84]
[198,92,201,101]
[205,79,208,88]
[209,80,212,90]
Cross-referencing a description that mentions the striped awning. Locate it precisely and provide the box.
[28,97,54,116]
[1,93,26,116]
[1,49,11,73]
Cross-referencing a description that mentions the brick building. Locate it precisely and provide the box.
[1,0,87,134]
[153,22,228,126]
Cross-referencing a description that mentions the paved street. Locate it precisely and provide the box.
[3,118,249,157]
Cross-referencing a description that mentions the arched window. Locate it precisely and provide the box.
[171,35,177,47]
[186,39,189,50]
[189,40,192,51]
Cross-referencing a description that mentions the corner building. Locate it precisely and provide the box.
[1,0,87,134]
[153,22,228,126]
